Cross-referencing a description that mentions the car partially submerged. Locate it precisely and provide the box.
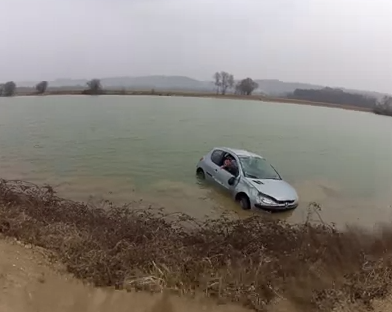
[196,147,299,211]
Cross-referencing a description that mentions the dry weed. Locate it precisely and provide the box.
[0,179,392,311]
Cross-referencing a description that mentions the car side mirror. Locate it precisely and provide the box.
[228,177,235,186]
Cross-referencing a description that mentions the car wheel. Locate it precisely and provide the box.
[238,194,251,210]
[196,168,205,180]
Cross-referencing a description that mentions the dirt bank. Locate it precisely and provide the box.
[0,237,249,312]
[2,236,392,312]
[1,179,392,311]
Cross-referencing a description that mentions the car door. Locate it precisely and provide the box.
[204,149,225,185]
[213,166,235,191]
[212,152,239,192]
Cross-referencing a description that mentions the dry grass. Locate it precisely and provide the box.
[0,179,392,311]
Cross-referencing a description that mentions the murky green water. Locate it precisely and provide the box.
[1,95,392,226]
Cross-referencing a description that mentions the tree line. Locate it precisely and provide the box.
[213,71,259,95]
[286,87,392,116]
[374,95,392,116]
[286,87,378,108]
[0,79,103,97]
[2,76,391,117]
[0,80,49,96]
[0,74,259,97]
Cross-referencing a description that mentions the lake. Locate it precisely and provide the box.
[1,95,392,227]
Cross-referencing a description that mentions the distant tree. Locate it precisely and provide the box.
[0,84,4,96]
[234,82,241,95]
[36,81,48,94]
[236,78,259,95]
[2,81,16,97]
[374,95,392,116]
[213,72,221,94]
[84,79,103,95]
[221,72,234,95]
[213,71,234,95]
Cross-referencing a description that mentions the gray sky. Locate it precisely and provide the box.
[1,0,391,93]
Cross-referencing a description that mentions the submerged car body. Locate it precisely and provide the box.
[196,147,299,211]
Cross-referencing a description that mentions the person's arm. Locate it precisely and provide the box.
[221,159,229,169]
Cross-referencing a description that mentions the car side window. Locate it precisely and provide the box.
[210,150,224,166]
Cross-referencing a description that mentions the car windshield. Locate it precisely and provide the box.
[238,156,281,180]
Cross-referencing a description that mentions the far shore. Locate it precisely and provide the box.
[11,89,373,113]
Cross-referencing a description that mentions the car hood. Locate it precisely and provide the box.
[246,178,298,201]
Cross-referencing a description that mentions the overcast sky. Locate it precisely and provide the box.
[1,0,391,93]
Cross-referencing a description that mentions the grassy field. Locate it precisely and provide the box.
[13,88,373,113]
[0,178,391,311]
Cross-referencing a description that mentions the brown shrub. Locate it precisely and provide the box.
[0,179,392,311]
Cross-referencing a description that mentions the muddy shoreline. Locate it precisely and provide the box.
[10,89,373,113]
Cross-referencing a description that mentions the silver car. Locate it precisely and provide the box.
[196,147,299,211]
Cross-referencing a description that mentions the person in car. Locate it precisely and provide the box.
[221,155,238,176]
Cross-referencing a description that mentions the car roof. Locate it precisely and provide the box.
[213,147,263,158]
